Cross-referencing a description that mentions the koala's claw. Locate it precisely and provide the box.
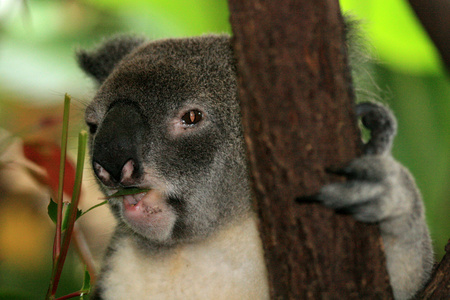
[356,102,397,156]
[318,155,398,223]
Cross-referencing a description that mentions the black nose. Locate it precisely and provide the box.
[92,102,144,186]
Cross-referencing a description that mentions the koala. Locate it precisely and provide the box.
[77,34,433,300]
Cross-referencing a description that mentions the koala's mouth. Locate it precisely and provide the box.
[122,190,163,215]
[110,187,178,241]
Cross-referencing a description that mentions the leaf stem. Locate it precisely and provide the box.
[50,130,87,296]
[55,93,71,257]
[46,93,71,300]
[55,291,84,300]
[73,224,97,283]
[80,200,108,216]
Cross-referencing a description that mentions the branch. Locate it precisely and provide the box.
[419,240,450,298]
[228,0,392,298]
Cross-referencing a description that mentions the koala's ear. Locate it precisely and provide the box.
[76,35,146,84]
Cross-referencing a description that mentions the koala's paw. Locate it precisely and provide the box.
[356,101,397,155]
[317,103,433,300]
[318,155,409,223]
[317,102,407,223]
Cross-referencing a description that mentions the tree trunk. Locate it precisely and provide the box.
[228,0,393,298]
[419,240,450,299]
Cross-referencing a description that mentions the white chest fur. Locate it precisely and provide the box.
[101,213,270,299]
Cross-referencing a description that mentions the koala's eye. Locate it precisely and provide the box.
[181,110,203,126]
[87,122,98,134]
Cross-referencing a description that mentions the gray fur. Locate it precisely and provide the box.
[356,102,397,155]
[77,35,146,84]
[78,34,433,300]
[81,35,251,246]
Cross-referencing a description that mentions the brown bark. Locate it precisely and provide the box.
[228,0,393,298]
[419,240,450,299]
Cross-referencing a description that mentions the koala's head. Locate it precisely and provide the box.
[77,35,251,247]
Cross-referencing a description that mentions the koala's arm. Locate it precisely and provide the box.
[318,102,434,300]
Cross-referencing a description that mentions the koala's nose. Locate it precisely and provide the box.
[92,102,144,186]
[93,159,137,187]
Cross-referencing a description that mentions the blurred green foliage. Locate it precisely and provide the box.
[0,0,448,298]
[0,0,231,103]
[340,0,450,261]
[341,0,445,74]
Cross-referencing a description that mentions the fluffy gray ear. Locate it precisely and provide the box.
[76,35,146,84]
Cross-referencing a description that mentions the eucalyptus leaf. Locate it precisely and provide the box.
[81,267,91,293]
[47,199,57,224]
[107,188,151,199]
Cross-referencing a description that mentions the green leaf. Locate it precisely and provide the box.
[81,267,91,294]
[47,198,57,224]
[107,188,151,199]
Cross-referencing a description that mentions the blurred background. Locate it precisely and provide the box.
[0,0,448,298]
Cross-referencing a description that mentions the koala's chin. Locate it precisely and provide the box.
[116,189,178,244]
